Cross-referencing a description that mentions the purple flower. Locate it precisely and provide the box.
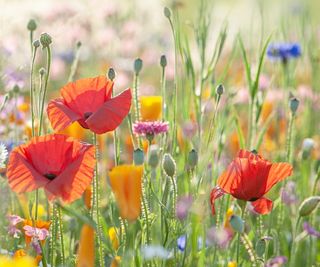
[31,237,42,254]
[303,222,320,238]
[206,227,231,249]
[23,225,49,241]
[281,181,298,205]
[267,43,301,63]
[177,235,204,252]
[176,195,193,221]
[7,215,23,238]
[133,121,169,137]
[265,256,287,267]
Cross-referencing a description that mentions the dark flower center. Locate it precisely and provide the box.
[249,197,259,202]
[84,112,93,120]
[44,173,57,180]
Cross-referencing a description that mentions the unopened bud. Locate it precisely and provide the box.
[216,84,224,95]
[27,19,37,31]
[13,85,20,94]
[255,238,266,257]
[76,41,82,48]
[148,145,159,168]
[39,68,46,76]
[40,32,52,48]
[133,148,144,165]
[164,7,171,19]
[230,215,244,233]
[134,58,143,74]
[162,153,176,177]
[160,55,167,68]
[108,68,116,81]
[188,149,198,169]
[33,40,40,48]
[290,97,299,114]
[299,196,320,217]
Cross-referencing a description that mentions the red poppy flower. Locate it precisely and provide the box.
[7,134,95,203]
[47,76,132,134]
[210,150,293,215]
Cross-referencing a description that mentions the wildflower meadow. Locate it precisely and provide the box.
[1,0,320,266]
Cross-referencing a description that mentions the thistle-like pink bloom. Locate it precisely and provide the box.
[133,121,169,137]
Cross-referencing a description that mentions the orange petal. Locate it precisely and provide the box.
[47,98,81,132]
[7,148,48,193]
[86,89,132,134]
[251,197,273,215]
[45,144,95,203]
[265,162,293,192]
[76,224,95,267]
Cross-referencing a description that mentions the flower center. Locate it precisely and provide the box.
[249,197,259,202]
[84,112,93,120]
[44,173,57,180]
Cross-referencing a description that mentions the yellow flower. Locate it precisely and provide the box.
[0,255,36,267]
[109,165,143,221]
[77,224,95,267]
[228,261,237,267]
[140,96,162,121]
[32,203,46,218]
[110,256,121,267]
[108,227,119,250]
[58,122,86,140]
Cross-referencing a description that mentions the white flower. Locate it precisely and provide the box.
[0,143,8,168]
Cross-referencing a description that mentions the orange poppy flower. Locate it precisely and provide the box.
[76,224,95,267]
[47,76,132,134]
[7,134,95,203]
[140,96,162,121]
[210,150,293,215]
[109,165,143,221]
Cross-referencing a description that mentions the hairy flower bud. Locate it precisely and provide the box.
[164,7,171,19]
[160,55,167,68]
[40,32,52,48]
[33,40,40,48]
[134,58,143,74]
[188,149,198,169]
[108,68,116,81]
[133,148,144,165]
[216,84,224,95]
[290,97,299,114]
[299,196,320,217]
[162,153,176,177]
[148,145,159,168]
[27,19,37,31]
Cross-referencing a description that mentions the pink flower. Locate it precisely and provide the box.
[133,121,169,137]
[176,195,193,221]
[7,215,23,238]
[23,225,49,241]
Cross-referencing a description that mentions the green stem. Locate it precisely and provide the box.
[206,94,221,147]
[68,42,81,82]
[142,176,150,244]
[161,63,167,121]
[57,205,65,265]
[30,45,38,137]
[286,112,295,164]
[35,189,39,220]
[289,216,301,267]
[50,204,57,267]
[248,97,255,149]
[39,46,51,135]
[236,205,246,263]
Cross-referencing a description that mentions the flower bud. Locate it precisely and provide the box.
[216,84,224,96]
[162,153,176,177]
[134,58,143,74]
[290,97,299,114]
[108,68,116,81]
[39,68,46,76]
[27,19,37,31]
[76,41,82,48]
[33,40,40,48]
[255,238,266,257]
[160,55,167,68]
[299,196,320,217]
[164,7,171,19]
[230,215,244,233]
[148,145,159,168]
[133,148,144,165]
[188,149,198,169]
[40,32,52,48]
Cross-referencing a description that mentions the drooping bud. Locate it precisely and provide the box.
[162,153,176,177]
[27,19,37,31]
[133,148,144,165]
[134,58,143,74]
[108,68,116,81]
[148,145,159,168]
[33,40,40,48]
[164,7,171,19]
[188,149,198,169]
[289,97,299,114]
[216,84,224,96]
[299,196,320,217]
[40,32,52,48]
[230,215,244,233]
[160,55,167,68]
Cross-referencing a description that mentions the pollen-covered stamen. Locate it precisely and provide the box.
[84,112,93,120]
[44,173,57,180]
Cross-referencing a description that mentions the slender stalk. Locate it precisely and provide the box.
[57,205,65,266]
[50,204,57,267]
[236,205,246,263]
[286,112,295,164]
[141,177,150,244]
[68,42,81,82]
[206,94,221,147]
[248,97,255,149]
[289,216,301,267]
[39,46,51,135]
[30,45,38,137]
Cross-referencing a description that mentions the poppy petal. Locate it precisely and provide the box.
[86,89,132,134]
[7,148,49,193]
[45,144,95,203]
[47,98,81,132]
[266,162,293,192]
[61,76,113,116]
[210,187,225,215]
[251,197,273,215]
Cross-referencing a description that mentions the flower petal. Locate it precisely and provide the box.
[210,187,225,215]
[86,89,132,134]
[45,144,95,203]
[266,163,293,192]
[7,148,49,193]
[47,98,81,132]
[251,197,273,215]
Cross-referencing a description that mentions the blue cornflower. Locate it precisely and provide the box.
[177,235,206,252]
[267,43,301,62]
